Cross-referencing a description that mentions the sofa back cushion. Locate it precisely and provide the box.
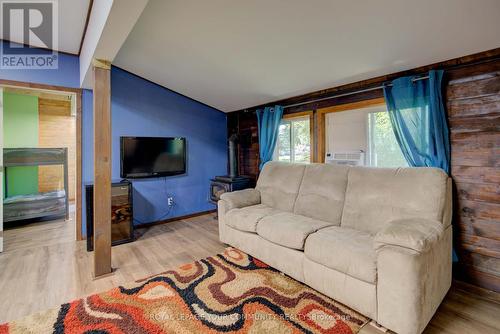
[256,162,306,212]
[294,164,349,224]
[341,167,449,234]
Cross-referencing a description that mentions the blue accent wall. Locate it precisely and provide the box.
[0,41,80,88]
[1,42,228,236]
[81,89,94,236]
[81,67,227,234]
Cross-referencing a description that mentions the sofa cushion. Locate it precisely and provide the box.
[304,226,377,283]
[225,204,280,233]
[257,212,333,250]
[341,167,449,234]
[256,162,306,212]
[294,164,349,224]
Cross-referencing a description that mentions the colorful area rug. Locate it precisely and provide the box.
[0,247,368,333]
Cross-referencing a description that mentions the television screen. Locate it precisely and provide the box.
[120,137,186,178]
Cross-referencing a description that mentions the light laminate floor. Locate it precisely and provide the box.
[0,213,499,334]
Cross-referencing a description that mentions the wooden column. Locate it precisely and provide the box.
[93,59,112,277]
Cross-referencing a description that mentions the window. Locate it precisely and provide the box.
[367,111,408,168]
[274,116,311,163]
[323,101,407,168]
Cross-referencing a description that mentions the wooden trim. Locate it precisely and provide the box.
[93,64,112,277]
[315,97,386,163]
[0,79,83,241]
[0,79,81,93]
[78,0,94,56]
[283,111,313,120]
[5,86,73,101]
[316,111,326,163]
[317,97,385,115]
[135,210,217,229]
[310,112,315,162]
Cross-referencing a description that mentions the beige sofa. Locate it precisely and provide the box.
[218,162,452,334]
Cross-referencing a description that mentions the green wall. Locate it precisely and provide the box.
[3,92,39,197]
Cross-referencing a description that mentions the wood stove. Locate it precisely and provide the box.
[210,134,252,203]
[210,176,251,203]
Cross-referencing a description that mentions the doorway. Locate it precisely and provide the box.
[0,81,82,252]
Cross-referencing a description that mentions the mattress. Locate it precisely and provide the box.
[3,190,66,221]
[4,190,66,204]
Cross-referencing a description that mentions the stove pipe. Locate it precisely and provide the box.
[228,134,238,179]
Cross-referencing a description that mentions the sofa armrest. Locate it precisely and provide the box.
[374,219,452,334]
[374,218,444,253]
[220,188,261,211]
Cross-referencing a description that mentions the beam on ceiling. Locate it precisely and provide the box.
[79,0,149,88]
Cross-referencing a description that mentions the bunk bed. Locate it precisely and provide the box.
[3,148,69,222]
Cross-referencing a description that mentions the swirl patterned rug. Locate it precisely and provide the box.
[0,247,368,333]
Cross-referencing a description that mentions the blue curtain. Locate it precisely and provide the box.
[383,70,450,174]
[256,105,284,170]
[384,70,457,261]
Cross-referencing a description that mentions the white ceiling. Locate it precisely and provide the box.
[115,0,500,112]
[1,0,91,54]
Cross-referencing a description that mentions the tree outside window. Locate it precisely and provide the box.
[274,116,311,163]
[368,111,408,167]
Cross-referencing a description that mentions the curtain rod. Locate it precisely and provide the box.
[282,75,430,109]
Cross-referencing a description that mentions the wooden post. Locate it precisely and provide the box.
[93,59,112,277]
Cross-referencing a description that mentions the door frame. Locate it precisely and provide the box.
[0,79,84,241]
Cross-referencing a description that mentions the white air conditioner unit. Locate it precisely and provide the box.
[325,151,365,166]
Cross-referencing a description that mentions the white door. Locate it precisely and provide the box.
[0,87,3,252]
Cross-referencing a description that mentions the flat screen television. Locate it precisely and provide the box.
[120,137,186,178]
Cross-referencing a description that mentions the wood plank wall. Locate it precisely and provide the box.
[227,52,500,292]
[38,98,76,201]
[447,67,500,292]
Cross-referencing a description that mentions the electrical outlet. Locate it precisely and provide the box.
[167,196,174,206]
